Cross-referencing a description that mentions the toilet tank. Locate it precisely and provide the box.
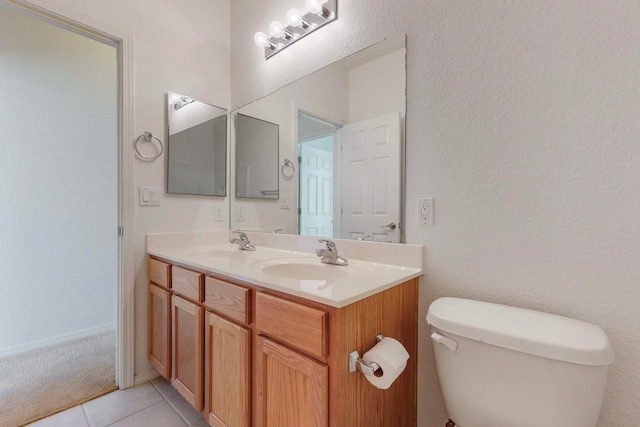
[426,297,614,427]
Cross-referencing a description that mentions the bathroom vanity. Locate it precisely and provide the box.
[147,231,422,427]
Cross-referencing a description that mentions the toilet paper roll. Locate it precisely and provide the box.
[361,337,410,389]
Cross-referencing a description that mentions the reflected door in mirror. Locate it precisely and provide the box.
[299,141,334,237]
[340,112,401,243]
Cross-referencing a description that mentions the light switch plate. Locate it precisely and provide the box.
[139,187,161,206]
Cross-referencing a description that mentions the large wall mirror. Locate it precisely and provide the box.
[230,35,406,242]
[167,92,227,196]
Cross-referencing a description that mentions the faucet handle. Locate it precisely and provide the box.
[318,239,336,251]
[230,231,255,251]
[232,230,247,240]
[317,239,348,266]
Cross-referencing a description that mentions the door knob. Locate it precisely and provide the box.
[380,222,397,230]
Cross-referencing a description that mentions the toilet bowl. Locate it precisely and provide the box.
[426,297,614,427]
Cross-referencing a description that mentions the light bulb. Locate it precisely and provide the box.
[254,32,272,48]
[269,21,286,39]
[306,0,327,15]
[168,92,180,104]
[286,8,304,27]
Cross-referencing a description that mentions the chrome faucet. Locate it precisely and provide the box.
[316,239,348,266]
[230,231,255,251]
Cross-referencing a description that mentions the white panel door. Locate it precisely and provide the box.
[340,112,401,242]
[299,144,334,237]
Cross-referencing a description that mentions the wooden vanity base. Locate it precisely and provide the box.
[328,281,418,426]
[148,256,418,427]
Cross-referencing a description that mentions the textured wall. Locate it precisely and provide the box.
[231,1,640,425]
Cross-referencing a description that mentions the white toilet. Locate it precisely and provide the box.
[426,297,614,427]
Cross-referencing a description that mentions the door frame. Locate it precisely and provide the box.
[6,0,135,388]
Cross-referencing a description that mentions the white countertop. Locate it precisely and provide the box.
[147,231,423,308]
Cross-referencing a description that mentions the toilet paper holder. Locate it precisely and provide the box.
[349,334,385,376]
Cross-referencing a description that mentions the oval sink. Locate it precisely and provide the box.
[255,258,349,281]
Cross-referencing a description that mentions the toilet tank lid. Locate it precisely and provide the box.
[426,297,614,366]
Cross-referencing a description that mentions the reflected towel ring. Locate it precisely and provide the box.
[134,131,163,160]
[281,158,295,180]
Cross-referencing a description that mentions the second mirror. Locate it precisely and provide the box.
[167,92,227,197]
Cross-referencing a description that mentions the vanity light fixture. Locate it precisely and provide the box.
[254,0,337,59]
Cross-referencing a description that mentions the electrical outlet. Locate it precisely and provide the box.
[280,196,291,210]
[417,197,434,225]
[214,205,224,222]
[235,206,245,221]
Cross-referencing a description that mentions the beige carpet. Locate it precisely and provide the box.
[0,330,117,427]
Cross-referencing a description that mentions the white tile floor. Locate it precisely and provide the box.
[27,378,207,427]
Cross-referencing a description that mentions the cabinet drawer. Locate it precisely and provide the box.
[172,266,203,302]
[255,293,328,360]
[149,258,171,288]
[204,277,250,325]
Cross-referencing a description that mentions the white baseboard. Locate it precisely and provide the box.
[0,324,116,359]
[134,368,161,386]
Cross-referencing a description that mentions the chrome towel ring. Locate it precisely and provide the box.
[134,131,163,160]
[281,158,295,180]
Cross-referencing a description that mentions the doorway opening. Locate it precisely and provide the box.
[2,0,135,404]
[297,111,341,237]
[0,4,121,423]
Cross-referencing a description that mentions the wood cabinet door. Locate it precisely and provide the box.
[205,312,250,427]
[254,336,328,427]
[148,284,171,379]
[172,295,204,411]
